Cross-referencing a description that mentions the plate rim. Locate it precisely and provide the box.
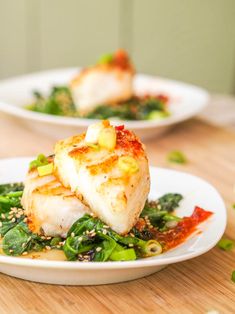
[0,157,226,270]
[0,68,210,129]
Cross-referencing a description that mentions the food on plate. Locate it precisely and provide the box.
[26,49,170,120]
[70,49,134,115]
[21,158,90,237]
[54,120,150,234]
[0,122,213,262]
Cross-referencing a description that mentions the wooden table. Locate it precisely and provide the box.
[0,114,235,314]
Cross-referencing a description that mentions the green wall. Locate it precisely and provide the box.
[0,0,235,94]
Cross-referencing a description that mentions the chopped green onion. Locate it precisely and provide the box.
[167,150,187,164]
[142,240,162,257]
[232,271,235,283]
[29,154,49,170]
[37,163,54,177]
[98,53,113,65]
[163,214,182,222]
[217,238,234,251]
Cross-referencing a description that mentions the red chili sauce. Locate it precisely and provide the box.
[135,206,213,251]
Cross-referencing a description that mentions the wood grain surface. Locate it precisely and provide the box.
[0,114,235,314]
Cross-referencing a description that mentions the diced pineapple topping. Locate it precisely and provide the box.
[37,163,54,177]
[118,156,139,174]
[98,126,117,151]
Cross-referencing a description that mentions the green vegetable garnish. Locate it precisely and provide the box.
[0,183,24,213]
[2,222,32,256]
[141,194,183,228]
[28,87,76,116]
[110,247,136,261]
[167,150,187,164]
[158,193,183,212]
[162,214,181,222]
[147,110,170,120]
[232,271,235,283]
[29,154,49,170]
[63,214,162,261]
[0,183,24,195]
[93,233,116,262]
[27,88,169,121]
[98,53,113,65]
[217,238,234,251]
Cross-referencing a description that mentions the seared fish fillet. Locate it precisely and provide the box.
[21,166,90,237]
[54,121,150,234]
[70,50,134,115]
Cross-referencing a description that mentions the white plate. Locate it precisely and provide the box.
[0,68,209,140]
[0,157,226,285]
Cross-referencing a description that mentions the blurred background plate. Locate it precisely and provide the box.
[0,68,209,140]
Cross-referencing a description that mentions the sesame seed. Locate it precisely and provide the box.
[46,236,52,240]
[78,237,83,241]
[90,232,96,237]
[157,205,161,210]
[102,229,107,235]
[130,233,135,237]
[96,247,102,252]
[45,246,51,250]
[11,208,17,213]
[0,222,2,227]
[23,218,27,223]
[85,230,89,235]
[1,214,5,219]
[83,255,89,258]
[11,217,16,223]
[103,225,109,229]
[90,229,95,233]
[9,249,13,253]
[41,236,46,240]
[15,214,21,219]
[129,244,134,247]
[59,241,65,246]
[22,251,28,256]
[71,232,75,237]
[22,243,26,248]
[56,245,61,249]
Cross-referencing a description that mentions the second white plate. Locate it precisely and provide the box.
[0,68,209,140]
